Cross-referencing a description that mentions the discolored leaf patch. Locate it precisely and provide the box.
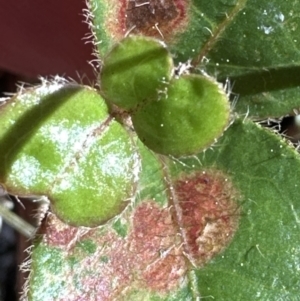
[28,169,241,300]
[39,214,81,250]
[126,0,189,40]
[130,202,186,292]
[172,170,241,266]
[95,0,189,44]
[31,205,187,300]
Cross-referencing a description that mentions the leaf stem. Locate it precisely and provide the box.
[0,202,36,238]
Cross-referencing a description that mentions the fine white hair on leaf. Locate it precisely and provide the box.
[174,60,192,77]
[125,25,137,37]
[83,0,102,76]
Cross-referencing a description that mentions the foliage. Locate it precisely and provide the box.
[0,0,300,300]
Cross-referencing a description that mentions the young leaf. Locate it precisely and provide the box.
[100,35,173,110]
[0,82,139,227]
[132,74,230,157]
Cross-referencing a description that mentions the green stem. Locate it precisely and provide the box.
[0,202,36,238]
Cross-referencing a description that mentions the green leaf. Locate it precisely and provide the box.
[0,82,138,227]
[25,119,300,300]
[100,36,230,157]
[9,1,300,299]
[175,119,300,299]
[100,35,173,110]
[132,74,230,156]
[199,0,300,118]
[90,0,300,118]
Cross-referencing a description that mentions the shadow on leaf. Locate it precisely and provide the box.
[0,85,82,181]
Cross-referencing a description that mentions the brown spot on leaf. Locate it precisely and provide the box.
[173,170,241,266]
[78,202,187,297]
[39,213,80,249]
[38,203,186,300]
[77,231,133,300]
[35,170,240,299]
[105,0,189,42]
[126,0,188,40]
[130,202,187,291]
